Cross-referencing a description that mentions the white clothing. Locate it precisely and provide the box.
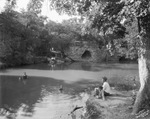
[51,57,55,60]
[102,82,111,94]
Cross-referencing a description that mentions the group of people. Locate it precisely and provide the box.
[93,76,112,100]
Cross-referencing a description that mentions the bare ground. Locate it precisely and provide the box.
[84,90,150,119]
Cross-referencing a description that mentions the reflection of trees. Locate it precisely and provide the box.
[49,62,73,70]
[0,76,47,118]
[81,62,91,71]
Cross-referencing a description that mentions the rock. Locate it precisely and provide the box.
[66,41,119,63]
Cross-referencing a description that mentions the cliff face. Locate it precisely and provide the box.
[66,41,119,63]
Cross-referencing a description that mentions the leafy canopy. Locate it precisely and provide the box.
[49,0,150,58]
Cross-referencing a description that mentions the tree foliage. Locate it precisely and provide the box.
[0,0,87,65]
[49,0,150,58]
[0,11,32,65]
[0,9,51,65]
[27,0,44,15]
[45,18,82,55]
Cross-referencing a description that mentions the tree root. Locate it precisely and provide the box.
[135,109,150,118]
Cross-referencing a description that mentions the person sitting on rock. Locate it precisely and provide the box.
[101,77,112,100]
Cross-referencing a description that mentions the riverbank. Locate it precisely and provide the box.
[83,90,133,119]
[83,90,150,119]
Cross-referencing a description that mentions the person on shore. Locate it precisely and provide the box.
[94,77,129,100]
[93,86,103,99]
[59,85,63,93]
[101,77,112,100]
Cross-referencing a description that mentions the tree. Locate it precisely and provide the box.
[27,0,44,15]
[0,11,32,65]
[49,0,150,114]
[0,0,54,65]
[45,20,73,58]
[4,0,17,12]
[87,0,150,114]
[0,8,50,65]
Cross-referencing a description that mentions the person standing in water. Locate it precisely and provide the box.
[18,72,28,84]
[23,72,28,80]
[19,72,28,80]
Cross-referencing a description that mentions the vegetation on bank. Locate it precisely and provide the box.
[0,7,82,66]
[0,7,104,67]
[0,1,137,68]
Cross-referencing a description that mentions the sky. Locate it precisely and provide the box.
[0,0,71,23]
[41,0,71,22]
[0,0,6,12]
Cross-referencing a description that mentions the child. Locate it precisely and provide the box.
[98,86,103,99]
[93,86,103,99]
[101,77,112,100]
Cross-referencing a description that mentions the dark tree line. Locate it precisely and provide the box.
[0,3,87,66]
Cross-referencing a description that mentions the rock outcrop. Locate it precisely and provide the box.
[66,41,119,63]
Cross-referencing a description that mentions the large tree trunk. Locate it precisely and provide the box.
[133,54,150,113]
[133,34,150,114]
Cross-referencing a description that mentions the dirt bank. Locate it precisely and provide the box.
[83,90,150,119]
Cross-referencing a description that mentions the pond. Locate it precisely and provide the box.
[0,62,139,119]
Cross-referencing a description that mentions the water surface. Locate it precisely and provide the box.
[0,62,139,119]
